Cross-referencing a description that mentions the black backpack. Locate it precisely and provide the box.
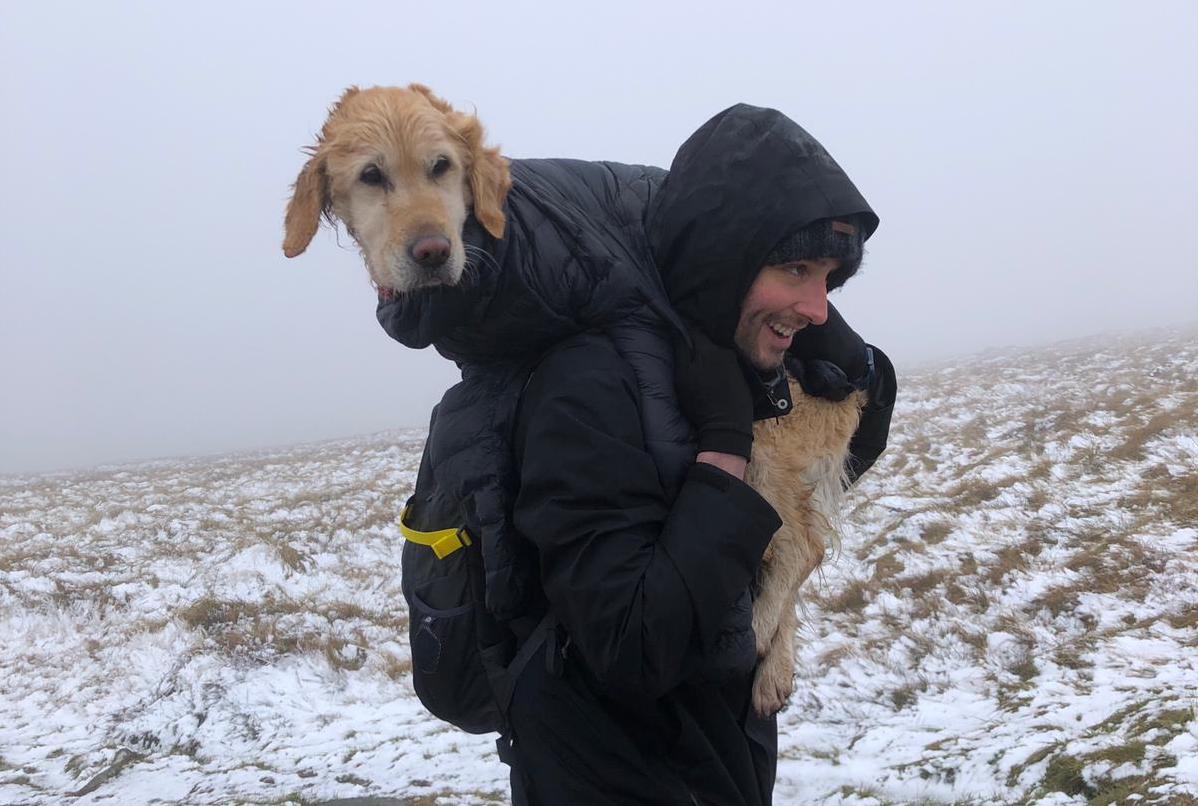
[398,379,554,735]
[400,506,500,733]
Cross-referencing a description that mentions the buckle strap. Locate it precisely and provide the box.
[492,612,556,716]
[398,504,472,559]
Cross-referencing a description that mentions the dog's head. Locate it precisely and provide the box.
[282,84,511,294]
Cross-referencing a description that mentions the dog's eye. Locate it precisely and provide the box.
[359,165,385,187]
[430,156,452,178]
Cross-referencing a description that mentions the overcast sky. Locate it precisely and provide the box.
[2,1,1195,475]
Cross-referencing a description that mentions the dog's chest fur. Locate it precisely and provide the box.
[743,378,865,715]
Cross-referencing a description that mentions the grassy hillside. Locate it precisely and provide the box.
[2,327,1196,804]
[777,326,1198,804]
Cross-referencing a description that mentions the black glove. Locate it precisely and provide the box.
[673,326,754,459]
[846,344,897,483]
[787,302,871,401]
[785,356,858,402]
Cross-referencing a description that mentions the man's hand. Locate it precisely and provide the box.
[787,302,871,401]
[695,451,748,479]
[673,326,754,462]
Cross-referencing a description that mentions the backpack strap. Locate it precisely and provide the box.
[399,503,473,559]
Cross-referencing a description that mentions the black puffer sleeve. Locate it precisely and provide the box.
[512,334,781,701]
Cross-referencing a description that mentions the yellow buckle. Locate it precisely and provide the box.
[398,505,472,559]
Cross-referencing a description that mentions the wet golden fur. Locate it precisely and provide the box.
[285,85,863,717]
[747,383,864,715]
[283,84,511,294]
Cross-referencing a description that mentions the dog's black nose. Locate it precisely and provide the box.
[410,236,451,269]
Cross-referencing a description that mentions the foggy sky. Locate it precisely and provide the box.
[2,1,1196,475]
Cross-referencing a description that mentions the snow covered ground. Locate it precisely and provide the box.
[2,326,1196,805]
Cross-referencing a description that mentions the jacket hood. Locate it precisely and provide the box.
[648,104,879,347]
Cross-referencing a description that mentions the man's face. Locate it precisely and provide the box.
[734,258,838,371]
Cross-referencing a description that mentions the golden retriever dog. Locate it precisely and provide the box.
[282,84,862,717]
[746,385,864,716]
[283,84,510,295]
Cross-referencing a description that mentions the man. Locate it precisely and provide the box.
[501,105,895,804]
[378,103,893,804]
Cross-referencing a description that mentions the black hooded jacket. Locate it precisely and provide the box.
[650,104,878,348]
[649,105,895,477]
[381,105,890,804]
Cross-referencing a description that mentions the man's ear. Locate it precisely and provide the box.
[282,151,327,257]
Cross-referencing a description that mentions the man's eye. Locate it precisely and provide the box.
[786,263,809,278]
[431,156,452,178]
[359,165,385,186]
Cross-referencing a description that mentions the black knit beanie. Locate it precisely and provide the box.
[763,215,867,290]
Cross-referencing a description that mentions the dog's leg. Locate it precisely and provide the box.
[752,534,799,657]
[752,515,822,658]
[752,593,799,716]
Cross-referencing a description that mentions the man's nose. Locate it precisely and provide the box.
[795,284,829,326]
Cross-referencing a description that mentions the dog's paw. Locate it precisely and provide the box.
[752,647,796,717]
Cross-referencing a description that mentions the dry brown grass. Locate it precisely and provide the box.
[995,613,1036,644]
[943,581,969,606]
[48,578,123,611]
[275,543,310,573]
[984,544,1030,585]
[1109,460,1198,526]
[1165,608,1198,631]
[816,643,855,667]
[907,594,947,623]
[1016,699,1198,806]
[1046,407,1094,441]
[920,521,953,545]
[1025,486,1053,512]
[958,553,979,575]
[177,595,406,667]
[0,543,88,574]
[955,414,992,448]
[1108,400,1197,463]
[1030,585,1082,619]
[382,654,413,680]
[820,578,871,613]
[943,475,1004,509]
[1062,534,1164,606]
[1162,469,1198,525]
[1008,650,1039,683]
[889,677,929,710]
[1129,706,1196,741]
[895,568,949,597]
[967,586,992,615]
[1017,533,1046,558]
[322,635,368,672]
[1051,642,1094,670]
[871,553,906,582]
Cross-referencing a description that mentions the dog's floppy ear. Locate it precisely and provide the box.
[454,115,512,239]
[282,152,327,258]
[469,141,511,239]
[282,87,361,258]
